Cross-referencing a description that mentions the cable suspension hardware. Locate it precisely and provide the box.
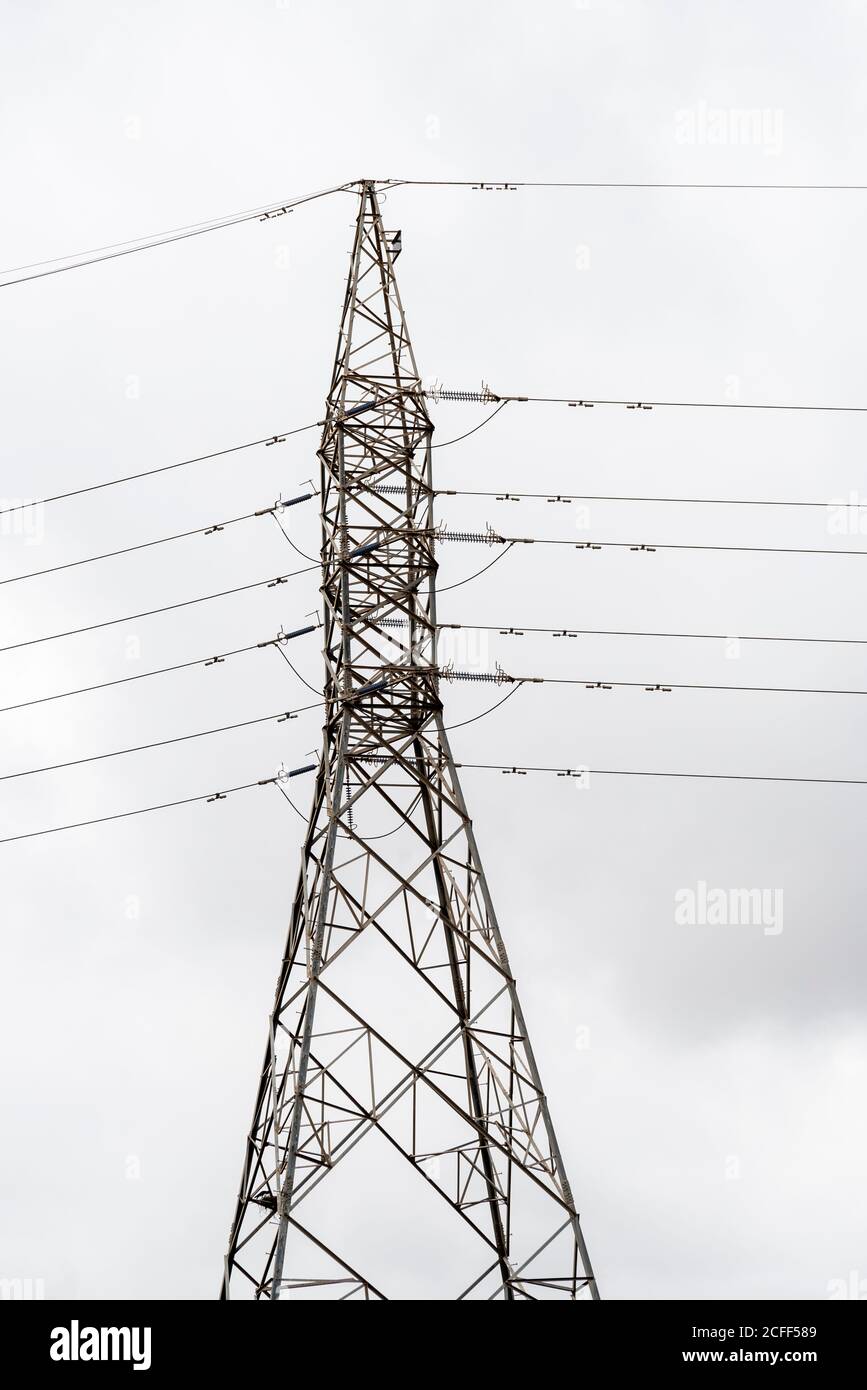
[425,380,500,403]
[439,662,519,686]
[436,521,504,546]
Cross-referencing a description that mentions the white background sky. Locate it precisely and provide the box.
[2,0,867,1299]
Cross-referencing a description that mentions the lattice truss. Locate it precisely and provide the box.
[221,183,597,1302]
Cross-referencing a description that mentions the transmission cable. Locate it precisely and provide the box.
[0,491,313,588]
[273,780,311,823]
[273,641,323,697]
[430,401,509,449]
[439,486,867,512]
[271,509,319,563]
[439,527,867,560]
[0,767,317,847]
[443,682,525,731]
[428,385,867,416]
[441,621,867,650]
[0,180,357,288]
[0,423,321,523]
[8,752,867,848]
[0,703,322,786]
[0,563,318,656]
[0,781,264,846]
[483,674,867,699]
[0,623,318,717]
[1,636,262,715]
[451,760,867,788]
[384,178,867,193]
[437,543,516,594]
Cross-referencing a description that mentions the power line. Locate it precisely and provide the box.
[0,765,318,847]
[443,684,524,731]
[430,402,509,449]
[0,781,264,846]
[439,486,867,512]
[0,626,317,717]
[271,509,319,563]
[273,642,325,697]
[3,188,350,277]
[0,180,357,288]
[0,423,320,522]
[7,752,864,848]
[384,178,867,192]
[496,674,867,699]
[0,492,313,588]
[0,703,321,786]
[0,640,261,715]
[437,544,516,593]
[441,621,867,650]
[449,760,867,787]
[0,563,318,656]
[10,174,863,293]
[428,386,867,416]
[439,526,867,559]
[437,660,867,699]
[273,779,310,823]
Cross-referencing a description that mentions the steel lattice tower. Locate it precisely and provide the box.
[221,182,598,1301]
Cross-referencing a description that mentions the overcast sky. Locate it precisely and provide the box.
[2,0,867,1300]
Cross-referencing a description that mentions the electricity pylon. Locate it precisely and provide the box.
[221,181,598,1301]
